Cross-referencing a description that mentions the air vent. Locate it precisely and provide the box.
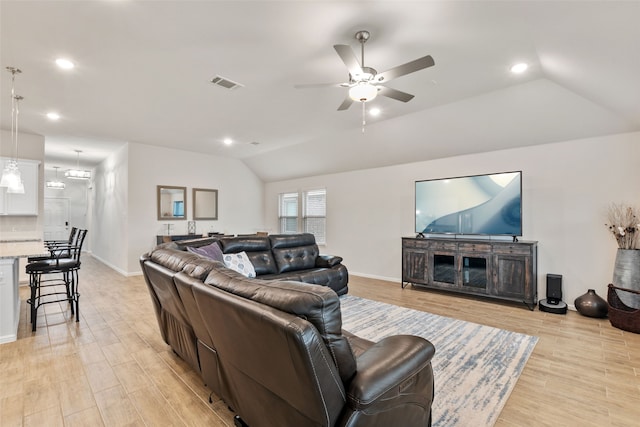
[210,75,243,90]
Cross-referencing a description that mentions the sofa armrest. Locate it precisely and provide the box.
[316,254,343,268]
[347,335,435,412]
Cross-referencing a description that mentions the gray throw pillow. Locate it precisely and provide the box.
[187,242,224,262]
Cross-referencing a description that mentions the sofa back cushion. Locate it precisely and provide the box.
[269,233,319,274]
[203,267,357,384]
[218,236,278,275]
[173,237,220,251]
[149,247,200,272]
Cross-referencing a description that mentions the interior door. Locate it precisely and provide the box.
[43,198,70,241]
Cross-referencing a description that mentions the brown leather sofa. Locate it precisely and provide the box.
[169,233,349,295]
[140,245,436,427]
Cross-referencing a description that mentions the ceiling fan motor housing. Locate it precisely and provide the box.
[355,30,370,43]
[351,66,377,83]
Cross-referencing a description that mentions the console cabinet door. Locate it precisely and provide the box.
[459,252,491,294]
[492,254,530,299]
[402,248,428,284]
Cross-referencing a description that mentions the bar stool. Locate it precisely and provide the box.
[26,229,87,331]
[27,227,78,263]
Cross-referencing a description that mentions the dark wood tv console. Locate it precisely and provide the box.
[402,237,538,310]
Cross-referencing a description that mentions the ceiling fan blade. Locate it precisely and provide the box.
[294,82,345,89]
[337,96,354,111]
[334,44,363,77]
[376,55,435,83]
[378,86,415,102]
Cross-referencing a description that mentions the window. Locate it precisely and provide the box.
[303,189,326,244]
[279,189,326,244]
[279,192,299,234]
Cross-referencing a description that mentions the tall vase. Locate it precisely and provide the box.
[612,249,640,309]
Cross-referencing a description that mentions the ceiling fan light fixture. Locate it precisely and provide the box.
[349,82,378,102]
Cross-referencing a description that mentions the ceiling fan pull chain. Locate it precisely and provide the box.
[362,102,366,133]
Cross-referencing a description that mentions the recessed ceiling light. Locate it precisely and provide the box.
[510,63,528,74]
[46,112,60,120]
[55,58,75,70]
[369,107,381,116]
[223,138,233,146]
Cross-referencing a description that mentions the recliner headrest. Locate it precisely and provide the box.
[269,233,316,249]
[203,268,357,383]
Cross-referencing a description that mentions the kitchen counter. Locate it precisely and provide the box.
[0,240,48,344]
[0,240,48,258]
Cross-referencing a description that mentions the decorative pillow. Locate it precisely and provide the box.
[187,242,224,262]
[223,251,256,278]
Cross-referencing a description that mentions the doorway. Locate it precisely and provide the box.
[43,198,70,241]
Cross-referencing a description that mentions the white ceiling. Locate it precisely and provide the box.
[1,1,638,181]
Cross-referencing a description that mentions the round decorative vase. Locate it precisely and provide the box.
[612,249,640,309]
[574,289,608,318]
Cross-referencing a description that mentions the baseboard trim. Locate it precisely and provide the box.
[350,271,400,284]
[90,253,127,276]
[0,332,17,345]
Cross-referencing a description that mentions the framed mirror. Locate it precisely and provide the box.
[193,188,218,220]
[157,185,186,220]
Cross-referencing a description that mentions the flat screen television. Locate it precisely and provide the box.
[415,171,522,237]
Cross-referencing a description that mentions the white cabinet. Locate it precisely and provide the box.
[0,158,40,216]
[0,257,20,343]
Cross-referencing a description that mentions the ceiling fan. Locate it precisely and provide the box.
[295,30,435,111]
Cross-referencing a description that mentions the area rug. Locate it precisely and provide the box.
[340,295,538,427]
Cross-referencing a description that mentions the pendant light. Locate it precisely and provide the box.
[46,166,66,189]
[0,67,25,194]
[65,150,91,180]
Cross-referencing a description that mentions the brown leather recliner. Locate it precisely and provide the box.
[184,266,436,427]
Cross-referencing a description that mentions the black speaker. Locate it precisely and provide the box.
[546,274,563,305]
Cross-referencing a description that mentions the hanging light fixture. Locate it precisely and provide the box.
[46,166,66,189]
[0,67,25,194]
[65,150,91,180]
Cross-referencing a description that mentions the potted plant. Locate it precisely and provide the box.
[606,203,640,309]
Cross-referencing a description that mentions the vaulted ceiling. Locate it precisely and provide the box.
[1,1,638,181]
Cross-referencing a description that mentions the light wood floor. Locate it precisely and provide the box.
[1,256,639,426]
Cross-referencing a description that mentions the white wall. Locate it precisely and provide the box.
[264,132,640,306]
[91,144,129,274]
[126,142,264,275]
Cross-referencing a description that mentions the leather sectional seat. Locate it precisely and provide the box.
[169,233,349,295]
[140,240,436,427]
